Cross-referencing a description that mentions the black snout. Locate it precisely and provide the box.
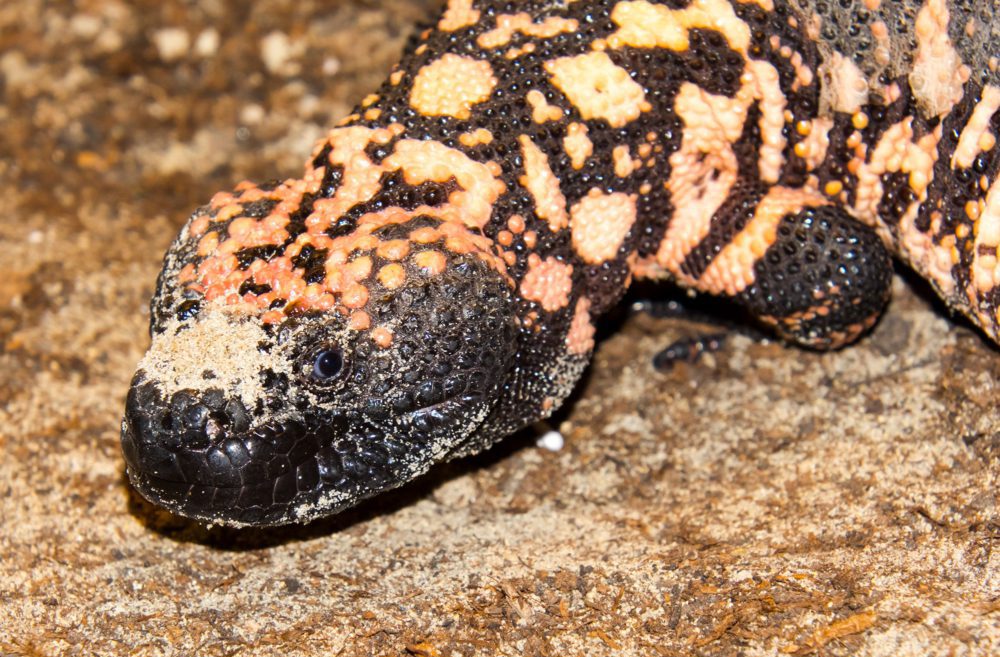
[121,373,403,526]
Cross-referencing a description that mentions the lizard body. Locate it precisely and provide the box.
[122,0,1000,526]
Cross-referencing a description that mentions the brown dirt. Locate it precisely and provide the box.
[1,1,997,655]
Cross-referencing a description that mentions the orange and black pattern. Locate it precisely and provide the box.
[122,0,999,526]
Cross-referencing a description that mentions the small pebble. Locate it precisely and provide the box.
[535,429,564,452]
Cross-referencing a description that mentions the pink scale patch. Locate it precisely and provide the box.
[570,189,637,264]
[371,326,394,348]
[566,297,595,355]
[520,254,573,312]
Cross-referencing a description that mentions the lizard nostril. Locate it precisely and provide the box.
[205,417,223,440]
[155,389,255,446]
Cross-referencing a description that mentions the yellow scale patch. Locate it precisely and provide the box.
[526,90,564,123]
[438,0,479,32]
[563,122,593,170]
[477,13,579,49]
[911,0,969,117]
[606,0,752,53]
[410,54,497,120]
[953,86,1000,169]
[544,51,650,128]
[518,134,570,231]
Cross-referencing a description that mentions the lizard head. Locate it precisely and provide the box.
[122,206,519,527]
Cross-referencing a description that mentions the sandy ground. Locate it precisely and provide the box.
[0,1,997,655]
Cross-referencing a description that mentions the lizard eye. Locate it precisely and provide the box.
[311,347,344,381]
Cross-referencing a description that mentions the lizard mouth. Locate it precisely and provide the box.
[120,375,413,527]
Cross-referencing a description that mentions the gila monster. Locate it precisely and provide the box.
[121,0,1000,527]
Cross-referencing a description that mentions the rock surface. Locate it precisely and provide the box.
[0,1,997,655]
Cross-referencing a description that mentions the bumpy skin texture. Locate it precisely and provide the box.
[122,0,999,526]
